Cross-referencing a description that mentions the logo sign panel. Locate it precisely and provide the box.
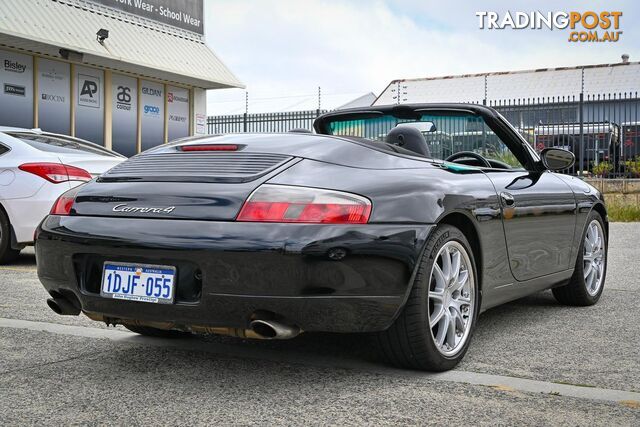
[111,74,138,157]
[37,58,70,135]
[167,86,189,141]
[140,80,164,151]
[75,66,104,144]
[0,49,33,127]
[89,0,203,34]
[4,83,25,97]
[78,74,100,108]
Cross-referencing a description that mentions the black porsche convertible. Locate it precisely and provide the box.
[36,104,608,371]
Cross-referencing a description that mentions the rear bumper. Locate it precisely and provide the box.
[2,181,71,245]
[36,216,433,333]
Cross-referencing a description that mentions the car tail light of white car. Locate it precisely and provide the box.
[18,162,92,183]
[237,184,372,224]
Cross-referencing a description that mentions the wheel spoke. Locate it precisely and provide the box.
[452,270,469,293]
[432,264,446,291]
[441,248,452,282]
[450,250,461,285]
[586,264,597,292]
[435,313,448,347]
[430,304,445,327]
[594,236,602,252]
[583,261,593,280]
[430,289,444,302]
[451,305,465,331]
[445,310,457,347]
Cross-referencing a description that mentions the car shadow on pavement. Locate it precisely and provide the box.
[4,248,36,268]
[109,291,568,371]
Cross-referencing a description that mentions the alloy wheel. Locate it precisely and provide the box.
[428,241,475,357]
[583,220,605,296]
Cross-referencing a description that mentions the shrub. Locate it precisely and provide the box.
[592,161,613,177]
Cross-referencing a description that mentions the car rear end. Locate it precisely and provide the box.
[36,135,434,336]
[0,130,124,247]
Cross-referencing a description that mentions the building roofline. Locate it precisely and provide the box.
[387,60,640,85]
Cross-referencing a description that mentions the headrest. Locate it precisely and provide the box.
[385,125,431,157]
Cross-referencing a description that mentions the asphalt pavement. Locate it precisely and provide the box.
[1,223,639,425]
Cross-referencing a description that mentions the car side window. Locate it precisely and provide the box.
[0,143,9,156]
[422,114,524,169]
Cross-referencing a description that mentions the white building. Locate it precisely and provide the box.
[0,0,243,156]
[374,60,640,106]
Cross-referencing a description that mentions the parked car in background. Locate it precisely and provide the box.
[0,128,124,263]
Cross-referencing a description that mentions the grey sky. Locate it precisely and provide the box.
[204,0,639,114]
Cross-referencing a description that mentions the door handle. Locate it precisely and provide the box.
[500,192,515,207]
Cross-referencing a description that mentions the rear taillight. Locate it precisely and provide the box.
[19,163,92,183]
[50,186,82,216]
[237,185,371,224]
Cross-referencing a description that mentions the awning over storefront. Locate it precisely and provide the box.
[0,0,243,89]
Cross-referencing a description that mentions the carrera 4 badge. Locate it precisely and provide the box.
[112,204,175,214]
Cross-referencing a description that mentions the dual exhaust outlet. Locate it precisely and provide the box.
[46,295,300,340]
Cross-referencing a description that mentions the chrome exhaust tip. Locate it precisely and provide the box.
[249,319,300,340]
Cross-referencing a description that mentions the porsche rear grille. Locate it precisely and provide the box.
[100,153,293,183]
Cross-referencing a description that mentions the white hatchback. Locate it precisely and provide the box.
[0,128,125,263]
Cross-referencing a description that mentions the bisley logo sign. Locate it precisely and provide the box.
[78,74,100,108]
[3,59,26,73]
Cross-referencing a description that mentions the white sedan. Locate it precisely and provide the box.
[0,127,125,263]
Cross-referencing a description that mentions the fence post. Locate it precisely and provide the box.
[243,113,247,133]
[578,68,585,176]
[579,93,584,176]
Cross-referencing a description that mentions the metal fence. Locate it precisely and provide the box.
[208,110,328,134]
[208,93,640,178]
[489,93,640,177]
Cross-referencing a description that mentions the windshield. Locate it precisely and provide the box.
[8,133,122,157]
[324,111,523,168]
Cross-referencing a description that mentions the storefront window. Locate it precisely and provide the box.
[75,66,104,145]
[38,58,70,135]
[111,74,138,157]
[167,86,189,142]
[140,80,164,152]
[0,49,33,128]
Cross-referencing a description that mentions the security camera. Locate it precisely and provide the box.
[96,29,109,43]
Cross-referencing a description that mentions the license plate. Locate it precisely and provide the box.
[101,262,176,304]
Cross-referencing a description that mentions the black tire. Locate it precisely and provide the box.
[553,211,607,306]
[377,224,479,371]
[124,324,191,338]
[0,208,20,265]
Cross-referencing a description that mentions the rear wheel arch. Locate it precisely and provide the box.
[438,212,483,294]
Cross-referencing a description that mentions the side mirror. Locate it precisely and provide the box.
[540,147,575,171]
